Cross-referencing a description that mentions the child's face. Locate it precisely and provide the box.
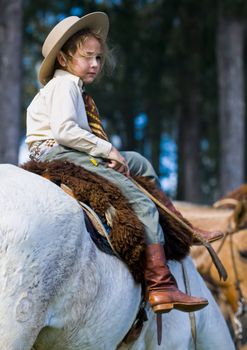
[66,35,103,84]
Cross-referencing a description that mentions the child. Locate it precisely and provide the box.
[26,12,209,314]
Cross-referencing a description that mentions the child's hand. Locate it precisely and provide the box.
[107,146,130,176]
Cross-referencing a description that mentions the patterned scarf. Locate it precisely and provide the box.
[82,92,109,141]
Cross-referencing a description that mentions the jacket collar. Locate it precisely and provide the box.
[54,69,83,90]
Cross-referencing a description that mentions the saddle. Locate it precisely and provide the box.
[22,159,195,283]
[61,183,117,257]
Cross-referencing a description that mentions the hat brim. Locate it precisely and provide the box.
[38,12,109,85]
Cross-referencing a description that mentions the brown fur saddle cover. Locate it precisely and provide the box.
[22,160,192,282]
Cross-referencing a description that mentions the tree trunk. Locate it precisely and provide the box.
[177,86,201,203]
[217,15,245,196]
[146,105,162,176]
[0,0,22,164]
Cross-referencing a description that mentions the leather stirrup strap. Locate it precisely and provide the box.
[157,314,162,345]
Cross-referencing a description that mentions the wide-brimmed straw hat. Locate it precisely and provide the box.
[38,12,109,85]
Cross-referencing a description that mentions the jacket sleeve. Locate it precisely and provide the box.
[49,79,112,158]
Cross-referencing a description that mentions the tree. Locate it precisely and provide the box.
[172,1,215,203]
[217,7,246,195]
[22,0,247,202]
[0,0,23,164]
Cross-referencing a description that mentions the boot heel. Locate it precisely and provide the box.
[153,303,174,313]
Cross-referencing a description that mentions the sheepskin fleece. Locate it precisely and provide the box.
[22,160,191,282]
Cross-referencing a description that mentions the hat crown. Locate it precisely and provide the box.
[42,16,79,58]
[39,12,109,85]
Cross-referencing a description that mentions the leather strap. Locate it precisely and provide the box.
[61,184,120,258]
[130,177,228,281]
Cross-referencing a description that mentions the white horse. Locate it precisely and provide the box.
[0,164,234,350]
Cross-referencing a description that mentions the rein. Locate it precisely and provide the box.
[131,178,228,281]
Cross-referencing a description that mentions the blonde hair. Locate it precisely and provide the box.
[55,28,115,78]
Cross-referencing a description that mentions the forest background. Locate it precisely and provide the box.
[1,0,246,204]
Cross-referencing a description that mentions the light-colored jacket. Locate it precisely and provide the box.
[26,69,112,158]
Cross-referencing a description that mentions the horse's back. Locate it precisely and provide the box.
[0,165,141,350]
[0,164,88,349]
[0,165,235,350]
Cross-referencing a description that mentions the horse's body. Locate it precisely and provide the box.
[0,165,234,350]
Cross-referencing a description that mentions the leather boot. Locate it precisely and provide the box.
[145,244,208,314]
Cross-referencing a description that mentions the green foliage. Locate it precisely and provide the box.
[22,0,247,201]
[219,0,247,18]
